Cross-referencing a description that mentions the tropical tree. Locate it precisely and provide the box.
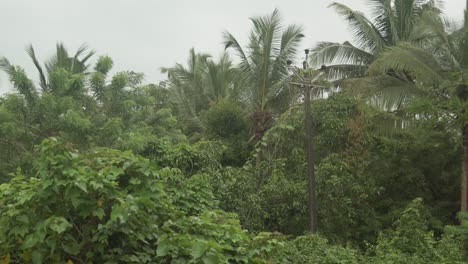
[27,43,95,92]
[0,43,95,100]
[357,1,468,211]
[162,49,243,136]
[310,0,443,108]
[223,9,304,143]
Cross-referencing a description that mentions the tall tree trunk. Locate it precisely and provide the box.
[462,123,468,211]
[253,111,271,167]
[304,87,318,233]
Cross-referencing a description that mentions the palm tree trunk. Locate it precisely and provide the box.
[253,111,271,166]
[462,123,468,211]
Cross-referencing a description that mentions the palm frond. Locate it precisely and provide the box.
[44,42,95,75]
[311,41,374,65]
[323,64,369,83]
[271,24,304,85]
[341,75,426,111]
[26,44,48,91]
[0,58,38,105]
[223,32,252,77]
[368,42,444,84]
[75,44,96,73]
[0,57,14,76]
[458,5,468,69]
[252,9,284,110]
[310,41,373,81]
[330,2,386,53]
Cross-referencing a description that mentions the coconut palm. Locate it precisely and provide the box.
[312,0,468,213]
[0,58,38,106]
[356,1,468,211]
[29,43,95,92]
[204,52,246,103]
[162,49,243,135]
[223,9,304,142]
[311,0,442,87]
[0,42,95,101]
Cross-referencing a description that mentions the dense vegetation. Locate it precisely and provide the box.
[1,0,468,263]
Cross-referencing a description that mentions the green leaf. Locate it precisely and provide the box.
[202,254,221,264]
[156,235,170,257]
[49,217,72,234]
[93,208,105,220]
[75,181,87,193]
[62,237,81,255]
[191,241,208,259]
[31,250,43,264]
[21,233,39,249]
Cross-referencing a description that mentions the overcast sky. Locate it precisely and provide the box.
[0,0,465,94]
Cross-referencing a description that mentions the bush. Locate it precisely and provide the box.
[202,100,247,139]
[0,138,249,263]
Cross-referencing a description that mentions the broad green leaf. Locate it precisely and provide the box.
[191,241,208,259]
[31,250,43,264]
[49,217,72,234]
[156,235,170,257]
[21,233,39,249]
[74,181,87,193]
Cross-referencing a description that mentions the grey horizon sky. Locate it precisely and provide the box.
[0,0,465,94]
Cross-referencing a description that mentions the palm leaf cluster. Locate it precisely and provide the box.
[311,0,443,85]
[162,49,243,135]
[0,43,94,104]
[223,9,304,140]
[313,1,468,211]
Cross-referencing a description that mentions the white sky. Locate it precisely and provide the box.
[0,0,465,94]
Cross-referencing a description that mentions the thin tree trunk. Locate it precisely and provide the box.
[304,87,318,233]
[253,111,271,167]
[462,123,468,211]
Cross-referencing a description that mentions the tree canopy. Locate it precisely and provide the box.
[1,2,468,263]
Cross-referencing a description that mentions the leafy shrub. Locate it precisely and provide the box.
[202,100,247,138]
[0,138,250,263]
[282,235,362,264]
[368,198,464,264]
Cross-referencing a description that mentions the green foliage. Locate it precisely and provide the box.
[281,235,362,263]
[203,100,247,138]
[368,198,464,263]
[209,161,308,234]
[0,138,171,263]
[316,154,381,243]
[162,49,244,139]
[2,8,468,261]
[156,211,250,263]
[146,140,224,176]
[201,100,250,166]
[94,56,113,75]
[0,139,260,263]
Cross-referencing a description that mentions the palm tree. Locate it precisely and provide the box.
[204,53,245,103]
[223,9,304,143]
[162,49,243,136]
[312,0,468,215]
[357,1,468,211]
[0,43,94,98]
[311,0,442,89]
[28,43,95,92]
[0,43,96,142]
[0,58,38,106]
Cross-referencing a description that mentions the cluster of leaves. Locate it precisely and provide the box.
[0,50,185,182]
[206,93,461,248]
[0,139,278,263]
[1,139,463,264]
